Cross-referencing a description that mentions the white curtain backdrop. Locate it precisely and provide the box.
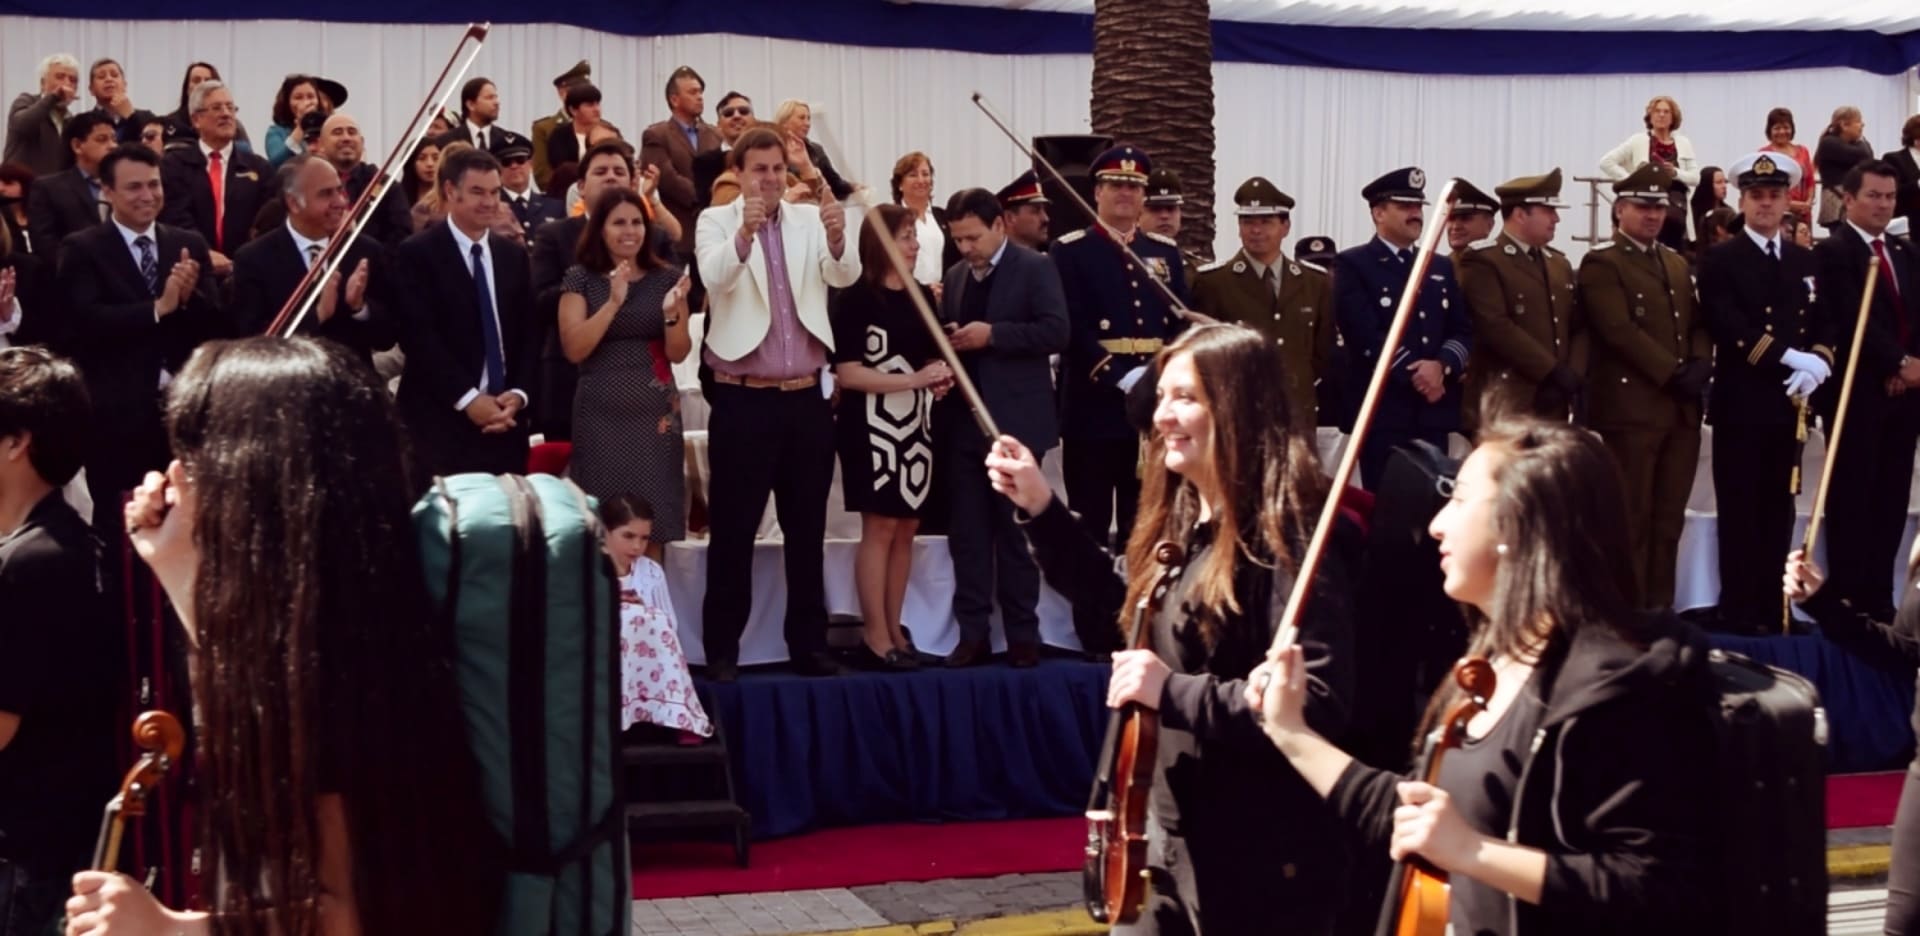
[1,18,1910,259]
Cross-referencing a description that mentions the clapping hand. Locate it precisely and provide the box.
[664,272,693,316]
[639,163,661,199]
[155,249,201,318]
[606,260,638,308]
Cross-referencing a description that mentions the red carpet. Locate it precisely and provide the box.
[1830,771,1905,829]
[632,818,1083,899]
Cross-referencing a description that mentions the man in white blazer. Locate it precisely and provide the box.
[695,126,860,681]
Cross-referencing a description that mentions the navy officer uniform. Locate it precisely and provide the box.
[1052,144,1188,566]
[1333,166,1471,488]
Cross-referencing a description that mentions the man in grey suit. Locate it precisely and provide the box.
[939,188,1070,667]
[4,53,80,176]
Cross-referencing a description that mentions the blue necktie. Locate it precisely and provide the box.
[471,243,506,395]
[135,235,159,296]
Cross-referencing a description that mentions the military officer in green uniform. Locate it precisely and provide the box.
[1457,168,1585,432]
[1144,167,1206,282]
[531,60,590,191]
[1580,162,1711,608]
[1445,179,1499,254]
[1190,177,1333,430]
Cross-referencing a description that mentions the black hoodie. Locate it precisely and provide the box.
[1329,612,1720,936]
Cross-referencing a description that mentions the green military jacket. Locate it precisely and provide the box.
[1190,248,1335,429]
[1578,236,1710,430]
[1457,230,1584,430]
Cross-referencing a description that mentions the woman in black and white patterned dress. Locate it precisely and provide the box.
[831,203,952,670]
[559,188,693,554]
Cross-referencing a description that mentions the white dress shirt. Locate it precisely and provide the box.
[913,208,945,284]
[446,218,528,410]
[287,222,370,321]
[1743,226,1782,257]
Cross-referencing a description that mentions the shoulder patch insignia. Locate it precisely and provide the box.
[1056,230,1088,245]
[1197,258,1229,274]
[1297,259,1328,275]
[1143,231,1179,248]
[1466,236,1499,252]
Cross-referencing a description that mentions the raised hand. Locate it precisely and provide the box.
[606,260,635,309]
[740,194,768,241]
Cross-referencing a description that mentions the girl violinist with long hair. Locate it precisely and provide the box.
[65,337,502,936]
[1249,419,1718,935]
[986,323,1360,934]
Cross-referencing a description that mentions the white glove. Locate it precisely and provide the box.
[1780,348,1831,383]
[1117,365,1149,394]
[1783,370,1820,400]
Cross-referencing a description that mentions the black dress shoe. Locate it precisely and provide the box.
[706,660,739,683]
[946,638,990,668]
[853,643,920,672]
[792,651,844,677]
[1007,641,1040,668]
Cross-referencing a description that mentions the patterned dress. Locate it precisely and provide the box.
[619,558,712,735]
[830,281,938,518]
[562,263,687,542]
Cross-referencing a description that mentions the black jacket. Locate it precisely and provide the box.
[1813,223,1920,422]
[229,224,395,360]
[936,243,1069,453]
[1330,614,1719,936]
[1698,233,1822,427]
[26,168,103,270]
[159,143,276,254]
[1021,497,1360,931]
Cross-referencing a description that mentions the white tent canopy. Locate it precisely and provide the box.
[925,0,1920,34]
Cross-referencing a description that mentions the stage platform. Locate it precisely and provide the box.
[694,635,1911,842]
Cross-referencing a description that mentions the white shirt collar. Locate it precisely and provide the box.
[467,120,489,138]
[447,216,490,258]
[114,217,156,247]
[286,220,327,260]
[1848,219,1886,247]
[198,139,233,164]
[1744,226,1781,255]
[971,237,1010,280]
[1374,234,1413,254]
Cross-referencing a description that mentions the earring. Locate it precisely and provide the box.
[1495,543,1509,556]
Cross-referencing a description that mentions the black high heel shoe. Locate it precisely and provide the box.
[853,642,920,671]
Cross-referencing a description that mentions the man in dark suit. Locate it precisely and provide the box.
[390,146,535,488]
[157,80,273,275]
[230,155,392,360]
[1813,160,1920,617]
[938,189,1069,667]
[1333,166,1471,489]
[1699,152,1828,633]
[692,92,753,218]
[1883,116,1920,239]
[530,140,640,440]
[532,60,590,193]
[58,144,221,526]
[435,77,510,154]
[543,83,616,180]
[26,110,116,271]
[641,66,720,259]
[497,137,563,243]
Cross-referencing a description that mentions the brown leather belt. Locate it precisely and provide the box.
[712,371,819,392]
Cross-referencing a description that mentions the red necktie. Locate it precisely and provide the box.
[1874,238,1908,348]
[207,150,225,251]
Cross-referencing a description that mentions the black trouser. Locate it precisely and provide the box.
[0,858,64,936]
[947,429,1042,646]
[1062,437,1139,655]
[1114,829,1336,936]
[701,382,834,665]
[1888,763,1920,934]
[1825,397,1920,616]
[1712,422,1798,630]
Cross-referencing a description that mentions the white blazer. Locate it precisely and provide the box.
[695,198,861,361]
[1597,131,1701,189]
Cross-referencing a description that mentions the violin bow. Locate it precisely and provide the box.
[263,22,492,338]
[969,93,1210,325]
[809,113,1002,442]
[1269,181,1460,656]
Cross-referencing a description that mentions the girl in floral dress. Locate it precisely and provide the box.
[601,494,712,743]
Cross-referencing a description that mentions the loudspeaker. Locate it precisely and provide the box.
[1032,134,1111,241]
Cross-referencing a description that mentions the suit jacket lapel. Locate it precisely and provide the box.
[104,226,149,296]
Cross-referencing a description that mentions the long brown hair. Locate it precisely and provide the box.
[166,337,501,936]
[1120,325,1329,644]
[1414,419,1646,749]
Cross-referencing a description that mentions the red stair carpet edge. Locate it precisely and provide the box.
[633,774,1905,900]
[1830,771,1904,830]
[632,817,1083,899]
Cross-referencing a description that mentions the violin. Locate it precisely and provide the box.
[1389,657,1496,936]
[1083,541,1186,925]
[92,711,187,872]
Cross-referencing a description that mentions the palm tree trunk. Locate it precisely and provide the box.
[1090,0,1215,257]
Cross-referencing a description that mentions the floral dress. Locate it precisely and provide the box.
[619,557,712,736]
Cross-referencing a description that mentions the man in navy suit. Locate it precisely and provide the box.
[56,143,222,524]
[1333,166,1471,488]
[389,146,536,490]
[158,80,273,276]
[939,188,1069,668]
[229,155,392,361]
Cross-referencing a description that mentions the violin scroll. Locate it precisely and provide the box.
[93,710,185,870]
